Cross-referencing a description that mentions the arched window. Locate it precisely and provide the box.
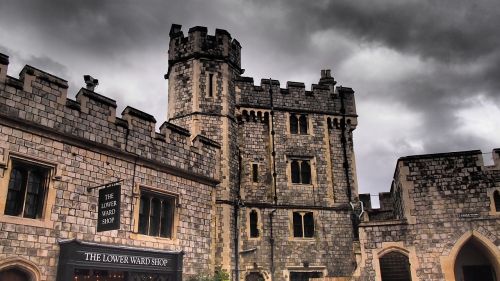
[290,114,299,134]
[249,210,259,238]
[379,251,412,281]
[494,190,500,212]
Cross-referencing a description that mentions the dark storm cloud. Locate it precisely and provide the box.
[0,0,497,195]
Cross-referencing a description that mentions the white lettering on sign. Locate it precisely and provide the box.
[83,251,169,267]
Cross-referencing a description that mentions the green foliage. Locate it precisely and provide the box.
[189,267,230,281]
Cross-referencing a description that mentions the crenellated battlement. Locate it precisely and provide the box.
[0,53,221,183]
[235,70,357,117]
[166,24,242,79]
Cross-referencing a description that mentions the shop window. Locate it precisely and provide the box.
[252,163,259,183]
[138,191,175,238]
[379,251,412,281]
[4,159,50,219]
[290,159,311,184]
[249,209,259,238]
[292,211,314,238]
[494,190,500,212]
[290,114,308,134]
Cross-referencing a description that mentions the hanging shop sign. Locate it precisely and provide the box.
[97,184,121,232]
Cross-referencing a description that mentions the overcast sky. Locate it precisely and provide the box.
[1,0,499,200]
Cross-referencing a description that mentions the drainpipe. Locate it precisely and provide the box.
[268,79,278,281]
[234,150,243,281]
[269,208,277,281]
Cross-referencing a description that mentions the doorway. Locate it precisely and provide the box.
[454,239,496,281]
[0,268,31,281]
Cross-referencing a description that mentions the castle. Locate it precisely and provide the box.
[0,24,498,281]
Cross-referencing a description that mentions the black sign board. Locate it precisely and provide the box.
[56,239,183,281]
[97,184,121,232]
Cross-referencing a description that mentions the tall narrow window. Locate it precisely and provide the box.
[290,159,312,184]
[494,190,500,212]
[5,160,50,219]
[249,210,259,238]
[292,211,314,238]
[138,191,176,238]
[252,163,259,183]
[208,73,214,97]
[300,161,311,184]
[299,114,308,134]
[290,114,299,134]
[291,160,301,183]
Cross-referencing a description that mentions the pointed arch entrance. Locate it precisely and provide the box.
[0,257,41,281]
[441,230,500,281]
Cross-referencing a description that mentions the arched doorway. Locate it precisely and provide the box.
[379,251,412,281]
[454,238,497,281]
[246,272,265,281]
[0,267,31,281]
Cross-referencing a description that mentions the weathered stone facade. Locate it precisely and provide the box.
[165,25,360,281]
[357,150,500,281]
[1,23,498,281]
[0,56,221,280]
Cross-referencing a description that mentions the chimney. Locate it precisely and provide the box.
[319,69,336,86]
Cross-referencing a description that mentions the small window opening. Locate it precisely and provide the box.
[249,210,259,238]
[494,190,500,212]
[299,114,308,134]
[209,73,214,97]
[290,114,299,134]
[252,163,259,183]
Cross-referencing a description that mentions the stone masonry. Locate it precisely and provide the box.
[0,57,221,280]
[357,150,500,281]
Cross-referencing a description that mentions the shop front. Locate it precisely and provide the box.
[57,240,183,281]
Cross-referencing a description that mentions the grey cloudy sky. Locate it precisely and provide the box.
[1,0,499,199]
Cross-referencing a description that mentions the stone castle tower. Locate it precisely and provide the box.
[166,24,360,281]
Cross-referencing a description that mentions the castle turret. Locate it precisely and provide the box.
[166,24,243,274]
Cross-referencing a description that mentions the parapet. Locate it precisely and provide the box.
[235,69,357,117]
[0,53,221,183]
[166,24,242,78]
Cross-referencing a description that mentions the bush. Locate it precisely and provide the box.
[189,267,230,281]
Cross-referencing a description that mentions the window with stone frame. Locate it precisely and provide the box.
[249,209,260,238]
[292,211,314,238]
[138,190,175,238]
[494,190,500,212]
[4,159,51,219]
[289,113,308,134]
[290,159,311,184]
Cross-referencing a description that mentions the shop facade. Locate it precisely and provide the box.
[57,240,183,281]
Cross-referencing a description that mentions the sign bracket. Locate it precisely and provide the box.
[87,179,123,192]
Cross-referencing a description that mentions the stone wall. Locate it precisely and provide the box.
[0,57,220,280]
[357,150,500,281]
